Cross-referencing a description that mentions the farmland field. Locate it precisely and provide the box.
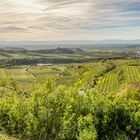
[124,66,140,84]
[4,69,33,79]
[95,71,118,94]
[0,58,139,93]
[95,61,140,94]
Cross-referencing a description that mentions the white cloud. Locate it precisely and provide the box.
[0,0,140,40]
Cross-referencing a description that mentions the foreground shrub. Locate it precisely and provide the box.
[0,80,140,140]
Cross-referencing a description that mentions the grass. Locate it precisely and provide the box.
[28,67,61,79]
[0,69,7,79]
[4,69,32,79]
[0,134,18,140]
[76,62,106,86]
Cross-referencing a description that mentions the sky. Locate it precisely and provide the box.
[0,0,140,41]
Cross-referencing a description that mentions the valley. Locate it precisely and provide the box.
[0,45,140,140]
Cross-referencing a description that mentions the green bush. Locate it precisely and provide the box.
[0,80,139,140]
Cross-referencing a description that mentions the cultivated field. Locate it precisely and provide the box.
[0,59,139,93]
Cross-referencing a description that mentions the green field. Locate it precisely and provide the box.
[95,71,118,94]
[94,61,140,94]
[125,66,140,83]
[0,59,139,93]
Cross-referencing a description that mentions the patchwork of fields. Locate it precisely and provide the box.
[0,59,139,92]
[0,66,62,90]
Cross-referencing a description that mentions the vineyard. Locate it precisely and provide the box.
[124,66,140,84]
[0,60,139,93]
[95,71,118,94]
[94,63,140,94]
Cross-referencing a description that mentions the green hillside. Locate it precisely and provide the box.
[0,58,139,140]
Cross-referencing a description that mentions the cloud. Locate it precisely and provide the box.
[0,0,140,40]
[0,25,28,33]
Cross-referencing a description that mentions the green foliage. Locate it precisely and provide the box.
[117,69,126,86]
[0,79,140,140]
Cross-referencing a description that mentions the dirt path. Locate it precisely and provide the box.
[25,68,36,79]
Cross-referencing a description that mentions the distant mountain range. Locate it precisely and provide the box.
[0,39,140,45]
[0,40,140,46]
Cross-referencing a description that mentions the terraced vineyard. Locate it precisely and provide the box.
[94,61,140,94]
[95,71,118,94]
[124,66,140,84]
[76,62,106,86]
